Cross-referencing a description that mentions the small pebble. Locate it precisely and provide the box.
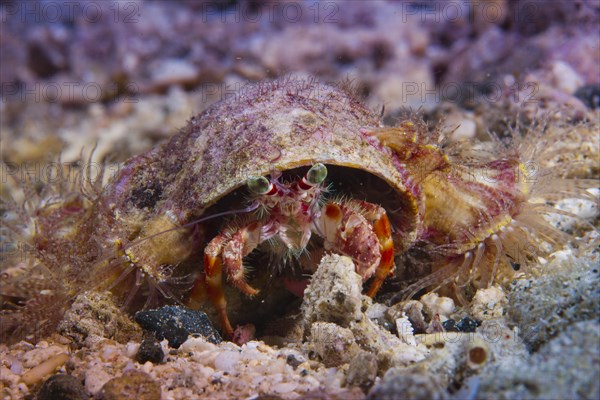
[36,374,87,400]
[286,354,303,369]
[420,292,455,321]
[179,337,217,353]
[22,346,66,368]
[100,370,161,400]
[574,84,600,109]
[272,381,298,394]
[214,351,241,374]
[136,335,164,364]
[346,351,377,391]
[85,366,113,396]
[135,306,221,348]
[550,61,584,94]
[302,255,363,327]
[442,317,481,333]
[442,319,458,332]
[125,343,140,358]
[310,322,360,367]
[456,317,480,333]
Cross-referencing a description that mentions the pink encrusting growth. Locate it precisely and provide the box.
[378,120,599,304]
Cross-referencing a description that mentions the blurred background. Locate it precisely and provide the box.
[1,0,598,168]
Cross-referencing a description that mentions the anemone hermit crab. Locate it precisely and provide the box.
[1,77,598,342]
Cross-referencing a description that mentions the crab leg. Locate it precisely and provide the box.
[202,235,234,337]
[202,221,273,337]
[221,222,262,296]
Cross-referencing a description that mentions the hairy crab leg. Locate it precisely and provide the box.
[222,221,263,296]
[200,220,278,337]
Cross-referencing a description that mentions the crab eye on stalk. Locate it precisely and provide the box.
[247,175,272,195]
[306,163,327,185]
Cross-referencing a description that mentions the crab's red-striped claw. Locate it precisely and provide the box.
[318,200,394,297]
[366,211,394,297]
[344,200,395,298]
[202,235,234,338]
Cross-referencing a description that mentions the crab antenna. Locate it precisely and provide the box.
[123,202,261,252]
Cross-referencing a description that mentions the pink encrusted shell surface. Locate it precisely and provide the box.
[103,78,419,242]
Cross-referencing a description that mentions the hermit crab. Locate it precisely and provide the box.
[97,78,419,338]
[1,77,598,342]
